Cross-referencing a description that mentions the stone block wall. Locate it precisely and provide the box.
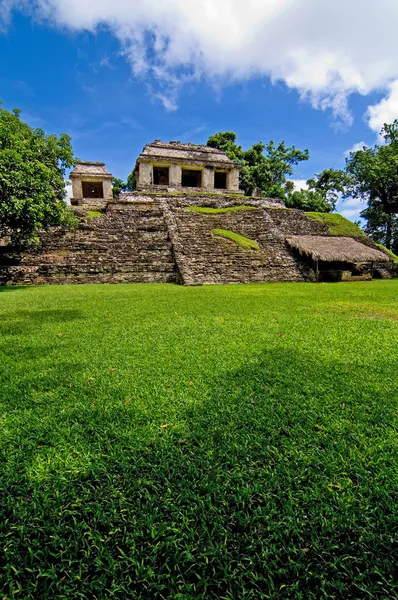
[161,198,315,285]
[71,177,113,203]
[0,202,176,285]
[202,166,214,190]
[266,208,329,236]
[169,164,182,187]
[228,168,240,192]
[0,193,395,286]
[137,163,153,187]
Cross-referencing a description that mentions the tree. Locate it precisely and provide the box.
[306,168,349,211]
[112,171,136,199]
[285,189,333,212]
[126,170,136,192]
[360,202,398,253]
[0,105,76,245]
[112,177,127,199]
[207,132,309,200]
[284,168,349,213]
[207,132,244,163]
[345,121,398,251]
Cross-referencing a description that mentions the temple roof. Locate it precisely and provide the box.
[70,162,113,178]
[136,141,240,168]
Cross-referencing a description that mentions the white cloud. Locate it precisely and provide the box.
[0,0,17,30]
[151,91,178,112]
[344,141,367,157]
[343,198,364,209]
[290,179,308,191]
[340,208,361,219]
[4,0,398,124]
[367,80,398,135]
[337,196,365,223]
[64,182,73,204]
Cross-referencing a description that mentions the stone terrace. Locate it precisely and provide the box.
[161,197,327,285]
[0,202,176,285]
[0,194,395,285]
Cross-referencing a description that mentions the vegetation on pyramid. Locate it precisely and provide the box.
[212,229,260,251]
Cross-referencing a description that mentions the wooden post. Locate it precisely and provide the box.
[315,259,319,283]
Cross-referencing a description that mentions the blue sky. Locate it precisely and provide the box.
[1,1,398,221]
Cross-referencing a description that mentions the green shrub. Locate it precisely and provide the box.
[212,228,260,250]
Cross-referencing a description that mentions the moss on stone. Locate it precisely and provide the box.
[87,211,102,219]
[306,212,365,237]
[188,205,259,215]
[212,228,260,250]
[376,244,398,263]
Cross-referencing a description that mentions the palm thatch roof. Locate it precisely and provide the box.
[286,235,391,263]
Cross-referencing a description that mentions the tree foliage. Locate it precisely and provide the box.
[290,122,398,250]
[306,169,349,211]
[207,132,309,201]
[285,168,350,213]
[284,188,333,212]
[207,125,398,238]
[112,172,136,199]
[112,178,126,199]
[0,105,76,245]
[360,202,398,253]
[345,122,398,252]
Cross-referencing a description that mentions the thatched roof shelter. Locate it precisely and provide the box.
[286,236,391,263]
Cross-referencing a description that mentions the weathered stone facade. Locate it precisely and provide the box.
[0,200,176,285]
[135,141,241,194]
[0,144,395,286]
[0,192,394,286]
[70,162,113,208]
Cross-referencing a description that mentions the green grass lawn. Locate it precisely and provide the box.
[1,281,398,599]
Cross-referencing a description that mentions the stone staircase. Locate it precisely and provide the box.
[163,204,320,285]
[0,202,177,285]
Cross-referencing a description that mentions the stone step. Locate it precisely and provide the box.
[0,271,177,285]
[3,262,176,275]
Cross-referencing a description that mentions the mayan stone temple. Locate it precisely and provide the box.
[134,141,241,193]
[0,140,395,286]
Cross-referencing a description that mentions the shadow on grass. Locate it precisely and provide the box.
[0,309,85,336]
[1,308,84,323]
[0,285,30,293]
[0,347,397,599]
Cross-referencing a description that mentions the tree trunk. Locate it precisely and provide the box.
[385,216,393,250]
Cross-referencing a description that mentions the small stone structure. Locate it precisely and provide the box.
[134,141,241,194]
[0,141,396,286]
[70,162,113,208]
